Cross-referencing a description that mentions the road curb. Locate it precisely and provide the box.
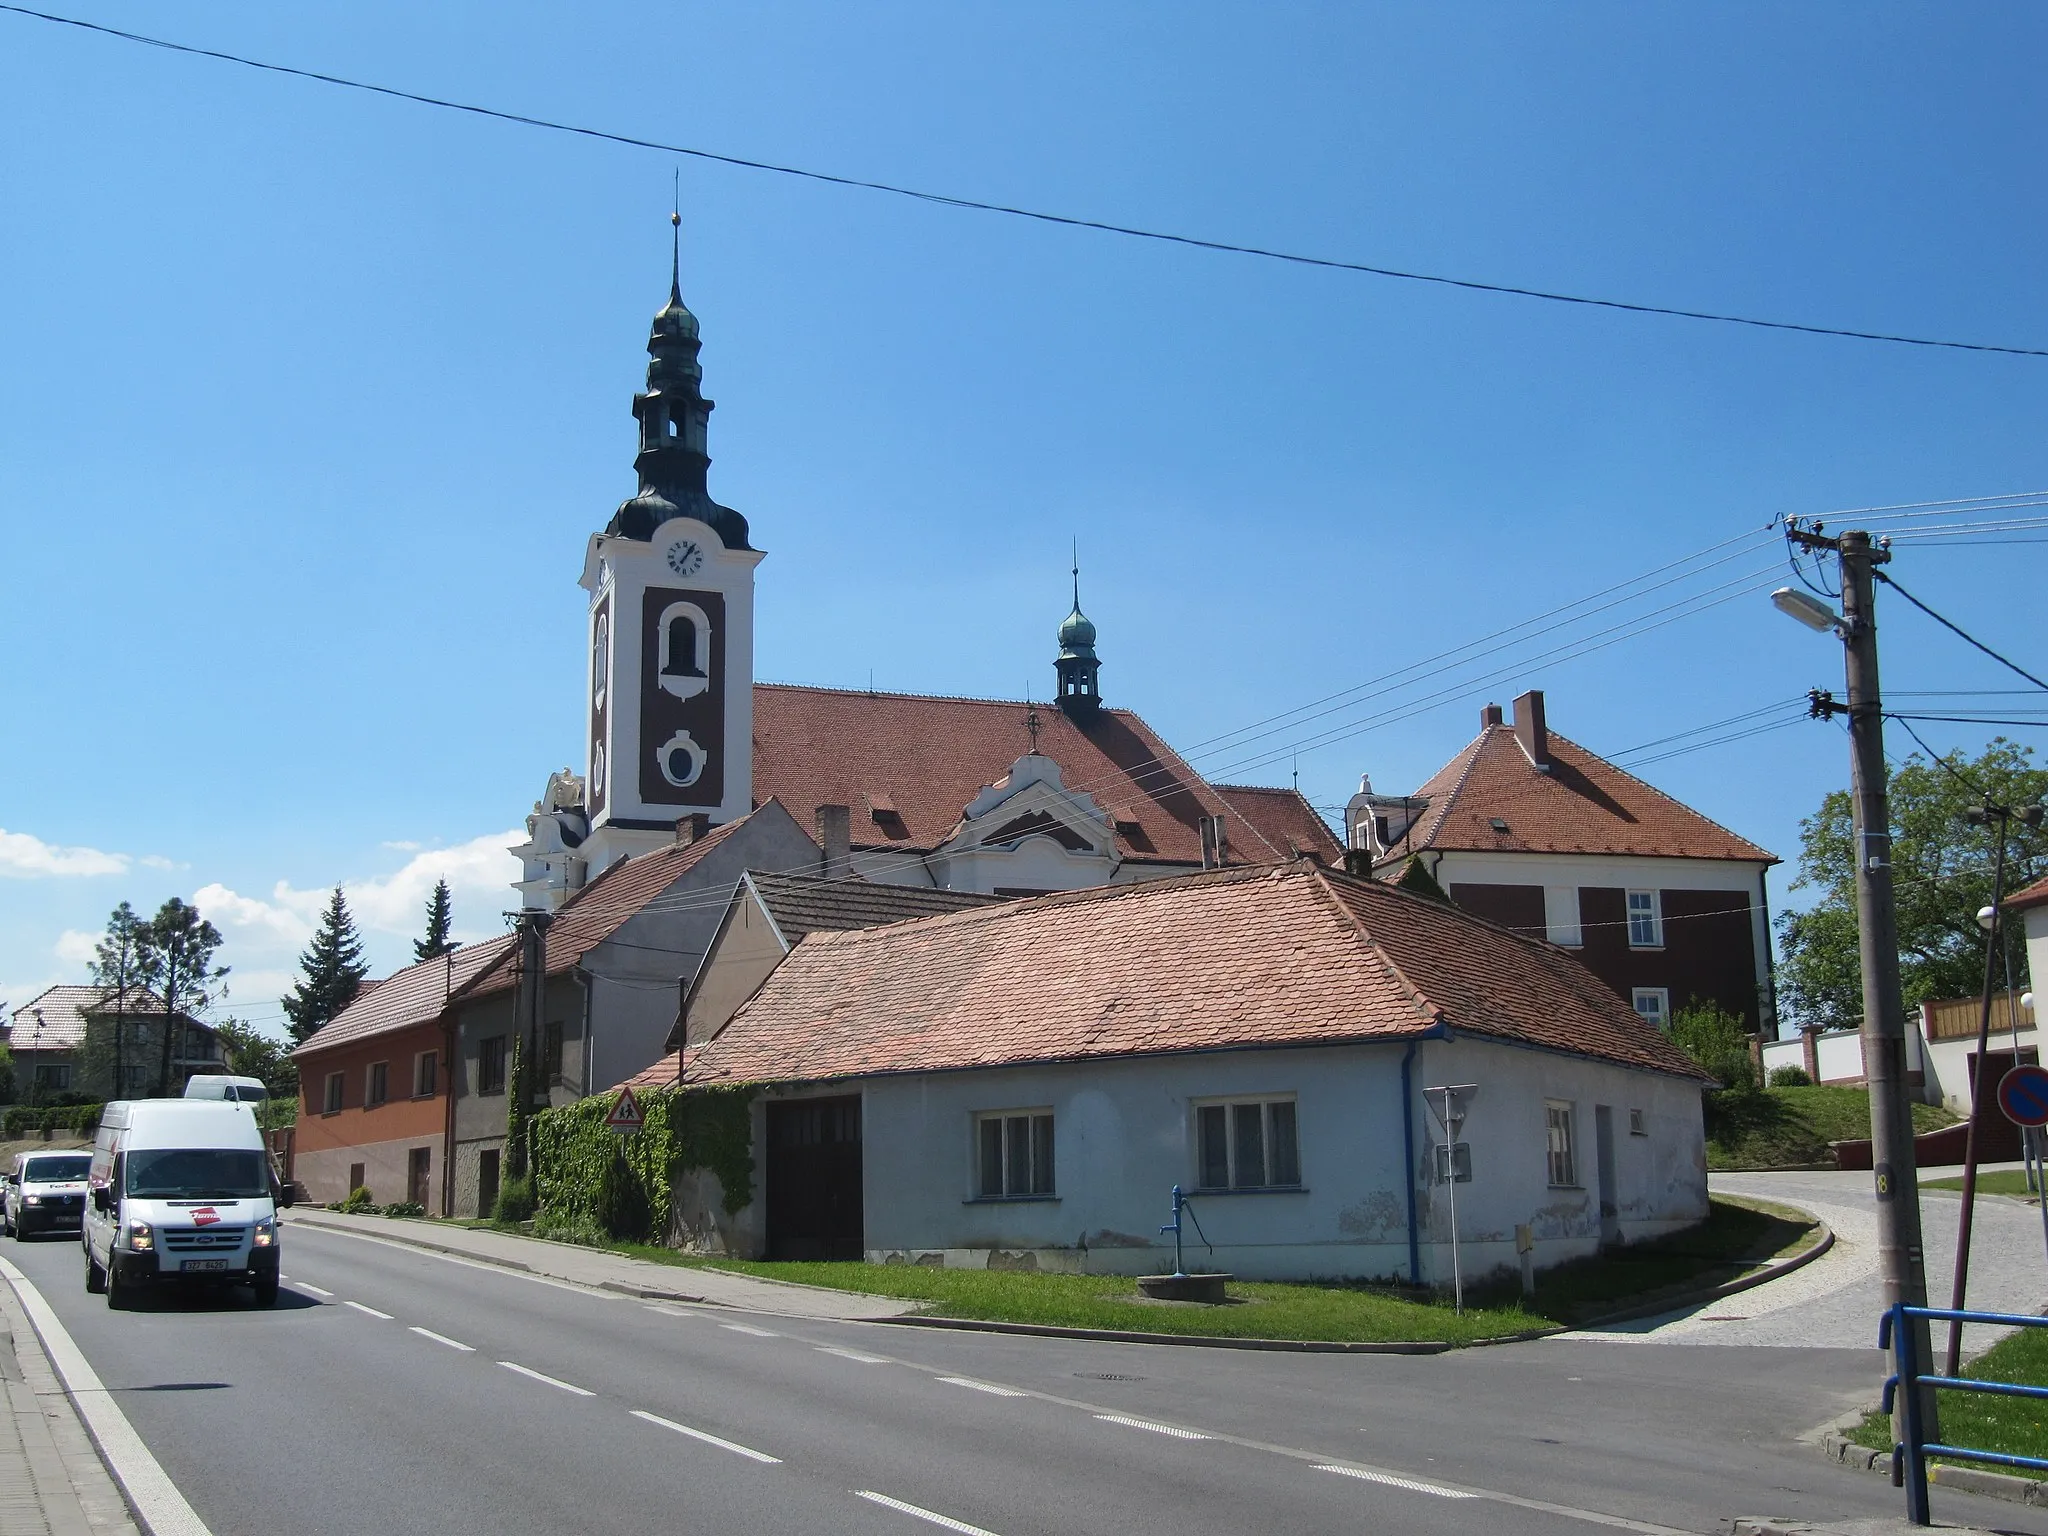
[867,1314,1455,1353]
[1561,1220,1836,1334]
[284,1211,537,1273]
[1818,1411,2048,1508]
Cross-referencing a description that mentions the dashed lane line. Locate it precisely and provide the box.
[1093,1412,1209,1440]
[1316,1465,1475,1499]
[815,1345,891,1363]
[721,1323,778,1337]
[498,1361,596,1396]
[854,1490,1002,1535]
[936,1377,1028,1397]
[344,1301,393,1319]
[410,1326,475,1352]
[630,1409,781,1464]
[294,1282,333,1297]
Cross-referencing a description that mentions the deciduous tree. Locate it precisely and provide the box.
[148,899,227,1096]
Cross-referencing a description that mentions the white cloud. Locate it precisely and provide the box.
[54,930,98,967]
[0,829,130,879]
[381,840,423,852]
[192,882,319,946]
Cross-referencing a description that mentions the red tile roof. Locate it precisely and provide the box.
[6,987,196,1053]
[1213,784,1345,862]
[752,684,1266,865]
[292,938,514,1059]
[684,860,1709,1089]
[464,808,768,1002]
[2008,874,2048,914]
[1382,724,1774,866]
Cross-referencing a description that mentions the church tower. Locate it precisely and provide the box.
[566,219,762,885]
[1053,559,1101,721]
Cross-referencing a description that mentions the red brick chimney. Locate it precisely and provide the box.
[673,813,710,845]
[1513,689,1549,770]
[816,805,851,880]
[1480,703,1504,729]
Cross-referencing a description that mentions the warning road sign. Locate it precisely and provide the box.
[1997,1064,2048,1128]
[604,1086,645,1134]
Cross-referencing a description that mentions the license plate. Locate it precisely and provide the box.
[181,1259,230,1272]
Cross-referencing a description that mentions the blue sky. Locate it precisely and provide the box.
[3,3,2044,1034]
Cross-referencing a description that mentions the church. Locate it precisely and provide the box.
[513,229,1341,908]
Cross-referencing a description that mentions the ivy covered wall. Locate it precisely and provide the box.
[530,1086,758,1241]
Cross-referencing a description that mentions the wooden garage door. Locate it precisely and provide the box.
[766,1096,863,1261]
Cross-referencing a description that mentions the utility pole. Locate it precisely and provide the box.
[514,908,552,1111]
[1783,524,1936,1435]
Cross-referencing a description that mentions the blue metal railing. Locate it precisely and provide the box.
[1879,1302,2048,1524]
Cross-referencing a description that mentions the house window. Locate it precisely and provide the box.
[1544,885,1583,948]
[1628,1108,1647,1137]
[323,1072,344,1115]
[1632,988,1670,1032]
[1196,1098,1301,1190]
[413,1051,438,1098]
[478,1036,507,1096]
[543,1020,564,1083]
[591,612,609,706]
[366,1061,389,1108]
[33,1064,71,1093]
[977,1111,1055,1198]
[1626,889,1663,948]
[1546,1101,1578,1187]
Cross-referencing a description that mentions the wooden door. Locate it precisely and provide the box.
[766,1096,863,1261]
[408,1147,431,1207]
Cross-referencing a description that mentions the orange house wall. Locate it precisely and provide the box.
[296,1020,448,1156]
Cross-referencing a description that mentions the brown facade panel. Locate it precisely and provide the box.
[1448,882,1546,937]
[1579,886,1758,1029]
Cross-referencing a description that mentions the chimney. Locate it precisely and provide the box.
[1480,703,1504,729]
[1199,813,1228,870]
[1342,848,1371,879]
[673,813,710,845]
[817,804,851,880]
[1512,690,1549,770]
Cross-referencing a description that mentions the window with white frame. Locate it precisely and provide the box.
[1196,1098,1302,1190]
[1628,1108,1647,1136]
[1545,1100,1578,1187]
[977,1110,1054,1198]
[1626,889,1663,948]
[1631,987,1670,1032]
[413,1051,438,1098]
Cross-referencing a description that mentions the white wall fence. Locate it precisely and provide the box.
[1763,993,2037,1116]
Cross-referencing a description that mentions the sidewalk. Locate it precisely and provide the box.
[0,1276,138,1536]
[284,1208,918,1320]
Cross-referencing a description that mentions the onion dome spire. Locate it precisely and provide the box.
[1054,543,1102,719]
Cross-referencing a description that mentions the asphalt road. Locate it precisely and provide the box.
[6,1221,2047,1536]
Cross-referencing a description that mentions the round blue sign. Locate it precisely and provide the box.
[1996,1064,2048,1128]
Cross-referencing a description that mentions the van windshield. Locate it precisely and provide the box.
[124,1149,268,1200]
[23,1156,89,1183]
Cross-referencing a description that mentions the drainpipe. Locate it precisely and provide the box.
[1401,1041,1421,1286]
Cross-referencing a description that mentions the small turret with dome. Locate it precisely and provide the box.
[609,211,751,550]
[1054,553,1102,720]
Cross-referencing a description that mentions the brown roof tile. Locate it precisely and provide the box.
[746,871,1005,941]
[684,861,1708,1089]
[292,938,515,1059]
[1213,784,1345,863]
[6,986,194,1053]
[2008,873,2048,914]
[1382,725,1775,866]
[752,684,1239,865]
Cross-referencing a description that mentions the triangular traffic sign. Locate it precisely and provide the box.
[605,1085,645,1132]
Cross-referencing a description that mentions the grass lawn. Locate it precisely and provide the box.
[1708,1085,1956,1170]
[552,1194,1819,1346]
[1851,1323,2048,1471]
[1923,1170,2046,1199]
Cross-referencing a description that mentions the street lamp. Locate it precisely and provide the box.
[1771,586,1849,636]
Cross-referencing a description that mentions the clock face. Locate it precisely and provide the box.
[665,539,704,577]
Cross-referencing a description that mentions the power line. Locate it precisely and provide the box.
[7,3,2048,361]
[1874,571,2048,692]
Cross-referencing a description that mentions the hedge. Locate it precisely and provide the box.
[530,1085,757,1239]
[2,1103,103,1138]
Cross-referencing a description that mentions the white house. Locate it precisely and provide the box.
[666,860,1712,1285]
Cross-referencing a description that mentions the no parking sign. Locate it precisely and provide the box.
[1996,1064,2048,1128]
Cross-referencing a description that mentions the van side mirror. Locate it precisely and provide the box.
[90,1186,110,1212]
[278,1183,298,1209]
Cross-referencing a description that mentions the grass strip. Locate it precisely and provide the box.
[567,1194,1817,1345]
[1708,1085,1956,1170]
[1922,1170,2046,1199]
[1850,1324,2048,1472]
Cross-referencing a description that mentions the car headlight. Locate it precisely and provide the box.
[252,1219,276,1248]
[127,1222,153,1251]
[23,1195,40,1206]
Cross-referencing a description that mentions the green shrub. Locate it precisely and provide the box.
[532,1206,609,1247]
[1767,1064,1813,1088]
[380,1201,425,1219]
[491,1175,535,1224]
[1671,1001,1758,1091]
[331,1186,376,1214]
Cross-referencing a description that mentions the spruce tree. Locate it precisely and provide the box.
[282,886,370,1043]
[414,878,456,962]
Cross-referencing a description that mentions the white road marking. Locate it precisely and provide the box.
[937,1376,1028,1397]
[1316,1464,1475,1499]
[286,1220,622,1298]
[631,1408,781,1463]
[498,1360,596,1396]
[854,1490,1001,1535]
[295,1282,333,1297]
[721,1322,778,1337]
[344,1300,393,1319]
[410,1326,475,1352]
[1093,1412,1209,1440]
[0,1254,215,1536]
[816,1345,890,1363]
[644,1303,698,1318]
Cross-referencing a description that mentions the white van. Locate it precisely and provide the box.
[84,1101,287,1308]
[182,1075,268,1104]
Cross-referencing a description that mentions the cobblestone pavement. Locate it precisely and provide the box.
[1571,1166,2048,1351]
[0,1264,137,1536]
